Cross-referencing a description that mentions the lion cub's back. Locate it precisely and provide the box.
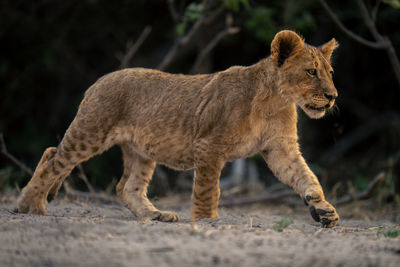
[81,68,213,169]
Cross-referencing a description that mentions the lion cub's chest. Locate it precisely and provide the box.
[221,124,269,161]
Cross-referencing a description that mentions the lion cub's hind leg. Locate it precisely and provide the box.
[17,117,111,214]
[16,147,58,214]
[118,144,178,222]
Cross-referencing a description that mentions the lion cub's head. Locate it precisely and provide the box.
[270,30,339,119]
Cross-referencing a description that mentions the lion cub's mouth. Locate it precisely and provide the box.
[305,104,325,112]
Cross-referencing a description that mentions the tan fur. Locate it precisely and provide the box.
[17,30,340,227]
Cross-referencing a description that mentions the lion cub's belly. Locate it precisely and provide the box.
[146,144,195,171]
[113,126,196,170]
[112,125,264,170]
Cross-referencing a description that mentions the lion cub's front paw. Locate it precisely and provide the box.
[191,211,219,222]
[16,188,47,215]
[305,195,339,228]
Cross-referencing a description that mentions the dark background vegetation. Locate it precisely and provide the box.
[1,0,399,203]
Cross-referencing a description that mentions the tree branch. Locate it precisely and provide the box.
[119,25,152,69]
[355,0,383,41]
[356,0,400,87]
[0,133,33,176]
[384,36,400,87]
[319,0,400,87]
[322,112,400,166]
[371,0,382,23]
[219,190,296,207]
[190,26,240,74]
[319,0,385,49]
[167,0,179,23]
[157,5,225,71]
[76,163,95,194]
[157,18,203,71]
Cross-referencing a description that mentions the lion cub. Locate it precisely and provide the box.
[17,30,340,227]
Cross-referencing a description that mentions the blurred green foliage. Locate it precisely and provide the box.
[354,173,370,191]
[224,0,250,12]
[377,227,400,238]
[176,2,203,36]
[246,7,277,41]
[383,0,400,8]
[0,167,13,191]
[272,216,294,232]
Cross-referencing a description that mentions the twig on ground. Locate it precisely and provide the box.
[0,133,33,176]
[221,185,243,197]
[334,172,385,206]
[63,181,75,196]
[76,164,95,194]
[219,190,296,207]
[119,25,152,69]
[63,181,119,205]
[220,171,385,208]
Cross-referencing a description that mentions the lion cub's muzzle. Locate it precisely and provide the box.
[324,93,337,109]
[303,92,337,118]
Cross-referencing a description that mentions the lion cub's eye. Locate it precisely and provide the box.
[306,69,317,76]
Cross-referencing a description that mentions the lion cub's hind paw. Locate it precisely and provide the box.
[16,197,46,215]
[148,210,179,222]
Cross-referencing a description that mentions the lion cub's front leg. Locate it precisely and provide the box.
[191,162,224,221]
[261,138,339,228]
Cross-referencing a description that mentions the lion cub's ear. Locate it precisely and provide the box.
[320,38,339,62]
[270,30,305,67]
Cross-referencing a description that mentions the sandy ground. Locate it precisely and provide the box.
[0,196,399,267]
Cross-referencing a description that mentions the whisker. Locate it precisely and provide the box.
[327,103,340,116]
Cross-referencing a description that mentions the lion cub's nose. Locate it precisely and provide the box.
[324,93,337,101]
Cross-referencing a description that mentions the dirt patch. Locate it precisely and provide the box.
[0,198,399,267]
